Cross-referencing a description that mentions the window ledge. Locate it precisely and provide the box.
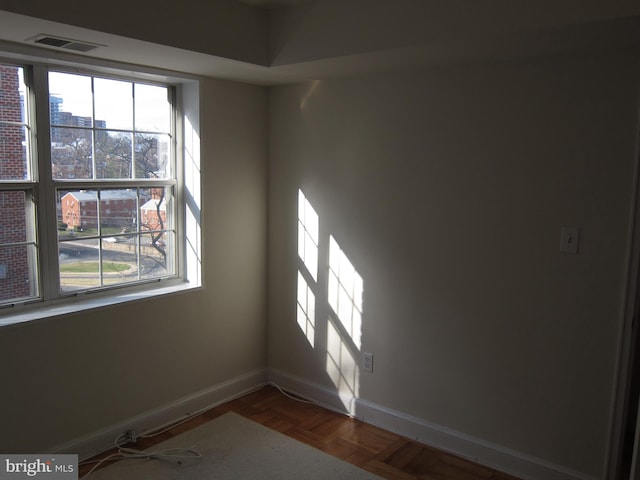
[0,281,202,328]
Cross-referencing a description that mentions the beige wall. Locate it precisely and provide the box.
[0,77,268,453]
[267,51,640,477]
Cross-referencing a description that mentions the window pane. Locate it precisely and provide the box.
[48,72,92,127]
[98,189,137,234]
[135,84,170,133]
[94,78,132,131]
[139,187,172,231]
[59,239,100,292]
[141,230,174,280]
[0,190,38,305]
[140,187,173,280]
[58,190,98,237]
[135,133,170,179]
[0,65,26,122]
[102,238,139,285]
[0,124,28,180]
[51,128,93,179]
[0,244,38,303]
[0,190,29,243]
[0,65,29,181]
[57,186,174,293]
[95,131,133,179]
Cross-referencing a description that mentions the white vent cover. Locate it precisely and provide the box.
[27,34,103,53]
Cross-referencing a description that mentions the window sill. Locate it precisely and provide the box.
[0,281,202,328]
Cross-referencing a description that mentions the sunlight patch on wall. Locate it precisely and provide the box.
[184,115,201,210]
[328,236,363,349]
[327,319,358,414]
[300,80,321,111]
[326,235,363,414]
[298,190,319,281]
[296,189,365,413]
[296,189,319,346]
[183,96,201,285]
[297,271,315,347]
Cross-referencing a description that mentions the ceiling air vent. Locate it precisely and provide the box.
[28,35,103,53]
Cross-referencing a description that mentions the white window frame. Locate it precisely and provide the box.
[0,51,202,327]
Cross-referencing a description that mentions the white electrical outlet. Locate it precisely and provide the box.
[124,429,137,444]
[363,352,373,372]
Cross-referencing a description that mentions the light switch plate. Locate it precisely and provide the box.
[560,226,579,254]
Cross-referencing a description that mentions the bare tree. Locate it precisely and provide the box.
[136,134,168,262]
[95,131,132,179]
[51,133,92,179]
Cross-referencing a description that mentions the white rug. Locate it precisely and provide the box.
[87,412,382,479]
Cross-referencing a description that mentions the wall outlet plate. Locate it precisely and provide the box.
[363,352,373,372]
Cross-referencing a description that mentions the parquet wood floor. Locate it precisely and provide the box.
[79,385,522,479]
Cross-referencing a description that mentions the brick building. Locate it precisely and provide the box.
[140,198,167,231]
[61,190,138,230]
[0,64,32,301]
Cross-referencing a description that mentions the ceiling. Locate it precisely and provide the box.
[0,1,639,86]
[234,0,312,7]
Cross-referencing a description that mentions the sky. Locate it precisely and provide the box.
[47,71,170,133]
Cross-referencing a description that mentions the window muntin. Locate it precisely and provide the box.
[0,61,181,308]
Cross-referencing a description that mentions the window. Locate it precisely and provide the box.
[0,58,200,315]
[0,65,35,304]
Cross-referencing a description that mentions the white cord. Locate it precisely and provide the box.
[81,384,309,478]
[270,382,316,404]
[80,428,201,479]
[137,412,204,440]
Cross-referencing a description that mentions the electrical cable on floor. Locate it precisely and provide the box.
[81,383,311,478]
[80,424,202,479]
[270,381,317,404]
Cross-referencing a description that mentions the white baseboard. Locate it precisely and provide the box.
[268,368,357,415]
[267,369,596,480]
[51,368,267,461]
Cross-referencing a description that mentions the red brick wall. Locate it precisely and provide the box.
[0,65,27,179]
[0,65,32,301]
[141,206,167,231]
[62,194,81,228]
[61,193,138,229]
